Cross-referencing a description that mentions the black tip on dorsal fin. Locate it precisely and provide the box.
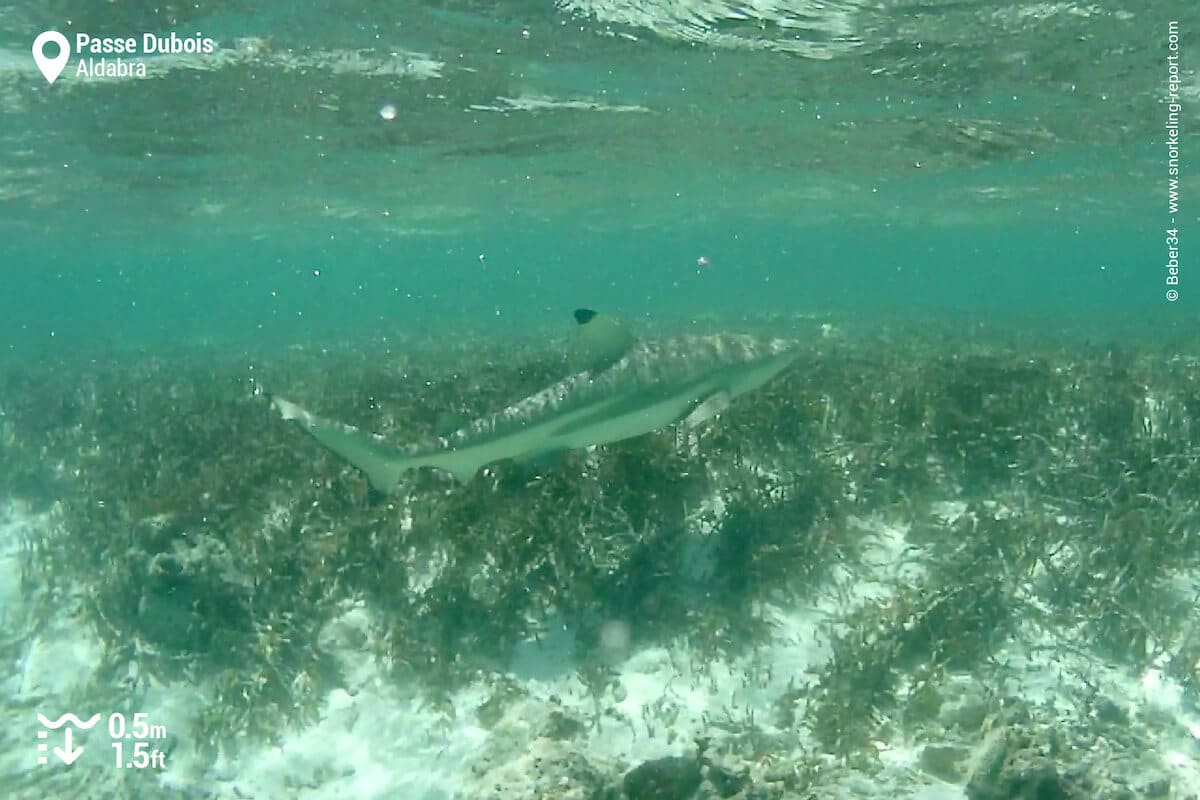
[566,310,636,373]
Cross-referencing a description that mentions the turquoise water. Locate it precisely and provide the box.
[1,1,1187,353]
[3,219,1165,352]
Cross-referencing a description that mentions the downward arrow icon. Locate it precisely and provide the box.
[54,728,84,765]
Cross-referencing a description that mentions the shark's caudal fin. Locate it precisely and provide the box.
[271,397,409,491]
[270,310,634,491]
[271,396,482,489]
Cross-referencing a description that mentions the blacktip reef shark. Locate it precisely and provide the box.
[270,310,797,492]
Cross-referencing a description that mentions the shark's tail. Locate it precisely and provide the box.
[271,396,409,492]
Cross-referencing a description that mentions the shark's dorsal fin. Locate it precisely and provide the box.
[567,308,636,374]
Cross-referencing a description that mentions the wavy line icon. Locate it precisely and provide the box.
[37,713,102,729]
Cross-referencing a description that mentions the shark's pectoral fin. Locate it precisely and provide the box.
[683,390,732,428]
[271,395,407,493]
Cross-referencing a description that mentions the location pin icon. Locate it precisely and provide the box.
[32,31,71,84]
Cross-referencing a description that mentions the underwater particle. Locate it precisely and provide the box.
[623,756,702,800]
[379,103,397,120]
[696,256,710,267]
[600,620,630,656]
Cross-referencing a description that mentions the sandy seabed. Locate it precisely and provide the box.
[3,494,1199,800]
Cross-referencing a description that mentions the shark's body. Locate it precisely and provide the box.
[272,312,796,492]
